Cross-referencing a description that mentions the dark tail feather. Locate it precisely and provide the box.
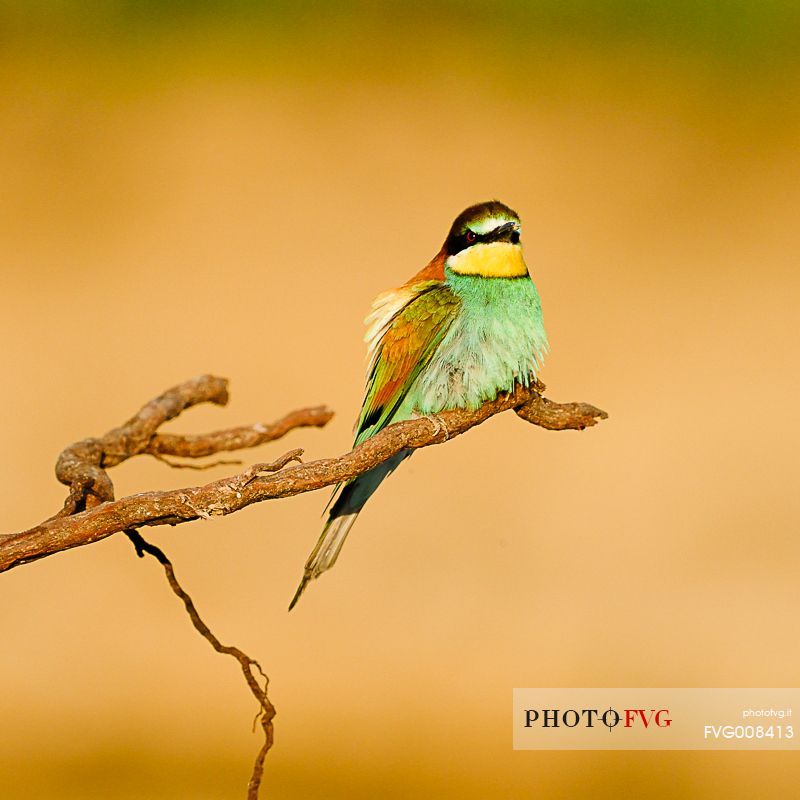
[289,452,409,610]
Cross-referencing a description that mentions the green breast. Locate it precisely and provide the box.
[400,269,548,416]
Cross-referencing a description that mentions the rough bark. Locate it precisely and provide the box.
[0,377,605,573]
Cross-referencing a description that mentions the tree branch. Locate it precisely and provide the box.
[0,377,605,573]
[2,375,335,798]
[124,529,274,800]
[0,373,606,798]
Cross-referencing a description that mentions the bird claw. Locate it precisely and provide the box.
[422,413,450,441]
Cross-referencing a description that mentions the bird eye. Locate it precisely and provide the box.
[465,230,477,243]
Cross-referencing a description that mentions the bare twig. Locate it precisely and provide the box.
[124,529,274,799]
[145,407,334,459]
[150,453,244,470]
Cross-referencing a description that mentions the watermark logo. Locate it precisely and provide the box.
[524,707,672,730]
[513,689,797,750]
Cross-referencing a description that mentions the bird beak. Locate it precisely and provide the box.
[487,221,520,242]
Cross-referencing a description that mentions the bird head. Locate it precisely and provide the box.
[443,200,528,278]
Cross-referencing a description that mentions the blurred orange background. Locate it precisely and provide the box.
[1,3,799,798]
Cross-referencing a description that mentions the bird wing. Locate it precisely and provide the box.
[354,279,461,445]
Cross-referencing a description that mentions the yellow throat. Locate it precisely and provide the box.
[446,242,529,278]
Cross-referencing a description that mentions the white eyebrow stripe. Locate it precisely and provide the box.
[468,216,519,235]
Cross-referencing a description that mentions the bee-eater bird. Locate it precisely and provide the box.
[289,200,548,609]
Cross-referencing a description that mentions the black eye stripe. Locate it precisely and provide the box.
[445,221,519,255]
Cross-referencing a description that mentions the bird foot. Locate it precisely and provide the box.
[421,413,450,441]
